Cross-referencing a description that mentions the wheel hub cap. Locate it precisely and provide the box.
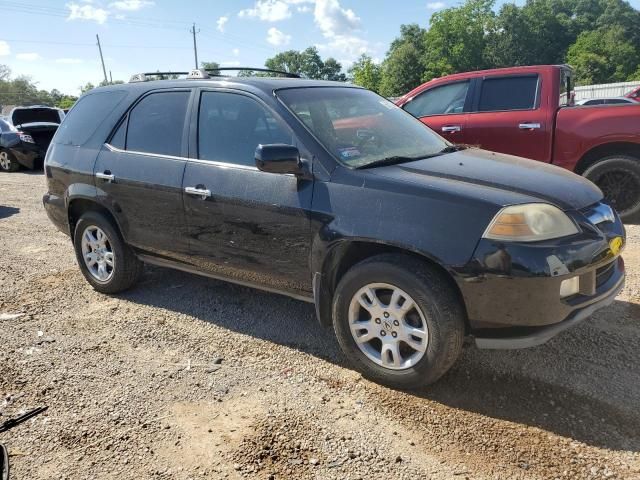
[81,226,114,282]
[0,152,9,170]
[348,283,429,370]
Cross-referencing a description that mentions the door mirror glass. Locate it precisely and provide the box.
[255,144,302,175]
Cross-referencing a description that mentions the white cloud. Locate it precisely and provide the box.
[0,41,10,56]
[217,15,229,32]
[109,0,154,11]
[427,1,445,9]
[232,48,240,56]
[314,0,360,37]
[266,27,291,46]
[66,2,109,23]
[239,0,291,21]
[55,58,83,64]
[16,53,41,61]
[297,5,311,12]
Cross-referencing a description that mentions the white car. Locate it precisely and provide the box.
[576,97,636,106]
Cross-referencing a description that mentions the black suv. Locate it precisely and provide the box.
[43,69,626,388]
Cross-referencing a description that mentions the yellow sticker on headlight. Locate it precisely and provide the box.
[609,236,623,256]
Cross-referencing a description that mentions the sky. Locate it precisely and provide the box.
[1,0,639,96]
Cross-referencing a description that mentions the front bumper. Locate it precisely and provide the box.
[455,202,626,348]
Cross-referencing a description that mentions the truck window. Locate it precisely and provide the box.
[478,76,538,112]
[404,81,469,117]
[126,91,190,157]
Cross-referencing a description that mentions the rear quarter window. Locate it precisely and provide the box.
[54,90,128,146]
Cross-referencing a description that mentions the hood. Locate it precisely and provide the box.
[367,148,602,210]
[11,108,62,127]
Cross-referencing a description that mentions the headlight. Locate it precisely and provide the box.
[483,203,579,242]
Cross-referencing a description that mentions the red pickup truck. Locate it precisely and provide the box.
[396,65,640,222]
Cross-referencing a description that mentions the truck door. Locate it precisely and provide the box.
[401,80,472,145]
[464,74,552,162]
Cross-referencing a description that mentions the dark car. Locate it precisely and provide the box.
[4,105,64,171]
[42,69,626,388]
[0,118,40,172]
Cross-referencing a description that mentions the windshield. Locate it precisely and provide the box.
[277,87,448,168]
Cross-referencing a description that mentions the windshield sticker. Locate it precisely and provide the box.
[338,147,362,159]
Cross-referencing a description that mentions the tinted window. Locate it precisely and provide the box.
[0,119,9,132]
[404,81,469,117]
[584,99,604,105]
[110,117,127,149]
[126,91,190,157]
[55,90,128,146]
[198,92,292,166]
[478,76,538,112]
[606,99,630,104]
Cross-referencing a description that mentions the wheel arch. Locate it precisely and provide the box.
[314,239,468,330]
[67,197,123,240]
[574,142,640,175]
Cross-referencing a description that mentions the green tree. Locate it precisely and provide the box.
[265,47,345,79]
[349,54,382,93]
[321,57,346,81]
[567,26,637,84]
[57,96,77,110]
[200,61,220,76]
[80,82,95,94]
[378,24,427,97]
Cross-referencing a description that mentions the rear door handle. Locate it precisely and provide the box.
[441,125,462,133]
[95,171,115,182]
[185,186,211,199]
[519,123,541,130]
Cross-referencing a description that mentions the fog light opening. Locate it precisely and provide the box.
[560,276,580,298]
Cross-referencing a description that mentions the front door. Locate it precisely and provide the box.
[182,90,313,294]
[401,80,471,144]
[94,89,192,260]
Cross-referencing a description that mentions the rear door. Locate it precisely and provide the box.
[401,80,472,144]
[94,89,192,260]
[464,74,551,162]
[182,89,313,294]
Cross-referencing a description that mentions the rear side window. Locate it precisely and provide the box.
[197,91,292,167]
[55,90,127,146]
[478,76,538,112]
[126,91,190,157]
[404,81,469,117]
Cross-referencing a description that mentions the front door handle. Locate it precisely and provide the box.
[519,122,541,130]
[441,125,462,133]
[185,186,211,199]
[95,171,115,182]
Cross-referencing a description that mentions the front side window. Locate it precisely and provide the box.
[126,91,190,157]
[198,91,292,167]
[404,81,469,117]
[278,87,448,168]
[478,76,538,112]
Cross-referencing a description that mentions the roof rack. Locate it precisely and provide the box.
[129,67,300,83]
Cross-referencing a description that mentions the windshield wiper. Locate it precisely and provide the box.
[355,144,467,170]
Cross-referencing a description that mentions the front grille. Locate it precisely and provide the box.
[596,261,615,288]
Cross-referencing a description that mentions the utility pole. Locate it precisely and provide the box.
[190,23,199,69]
[109,71,113,83]
[96,34,108,85]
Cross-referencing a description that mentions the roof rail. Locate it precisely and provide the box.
[129,67,300,83]
[205,67,300,78]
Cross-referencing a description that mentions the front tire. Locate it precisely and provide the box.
[583,155,640,223]
[73,212,142,294]
[0,149,20,172]
[332,254,465,389]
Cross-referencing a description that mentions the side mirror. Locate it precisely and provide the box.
[255,144,306,176]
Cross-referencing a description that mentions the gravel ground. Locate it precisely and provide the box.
[1,170,639,480]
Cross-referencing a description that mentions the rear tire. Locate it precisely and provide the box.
[73,211,143,294]
[332,254,465,389]
[0,149,20,172]
[583,155,640,223]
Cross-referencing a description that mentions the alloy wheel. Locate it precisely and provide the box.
[348,283,429,370]
[596,170,640,214]
[0,151,10,171]
[81,225,115,282]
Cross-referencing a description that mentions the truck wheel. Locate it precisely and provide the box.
[73,211,143,294]
[332,254,465,389]
[583,155,640,223]
[0,149,20,172]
